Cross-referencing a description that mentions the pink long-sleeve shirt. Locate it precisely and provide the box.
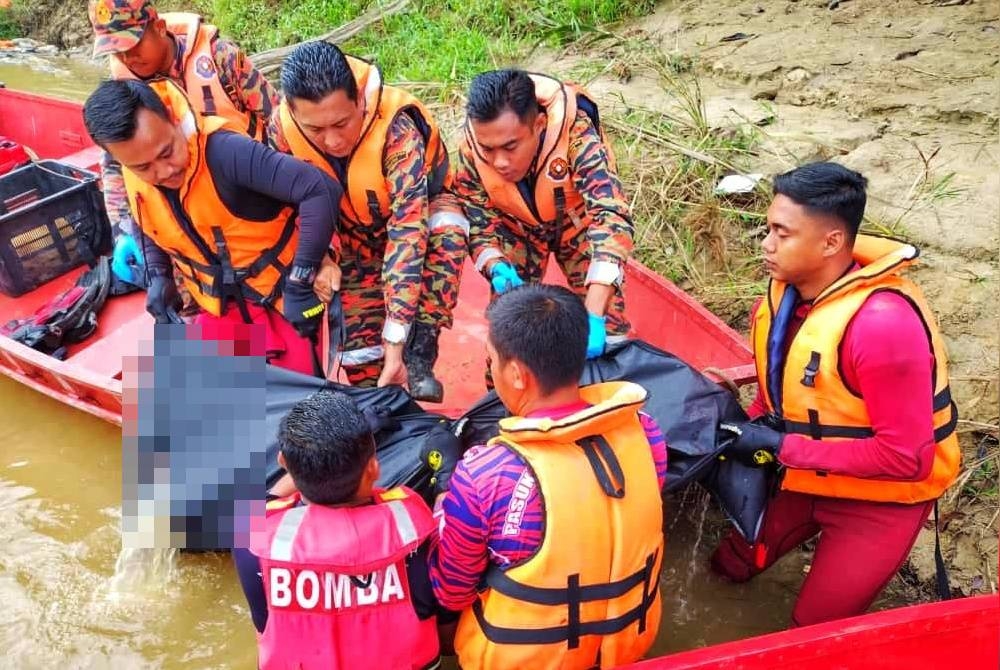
[749,291,938,481]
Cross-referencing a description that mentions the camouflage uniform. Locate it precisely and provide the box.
[90,0,279,315]
[456,107,634,337]
[269,111,468,387]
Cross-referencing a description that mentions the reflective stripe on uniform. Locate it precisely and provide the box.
[586,260,623,286]
[340,344,385,366]
[269,505,308,561]
[386,499,420,545]
[475,247,505,273]
[429,209,470,236]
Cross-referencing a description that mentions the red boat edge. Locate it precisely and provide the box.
[621,594,1000,670]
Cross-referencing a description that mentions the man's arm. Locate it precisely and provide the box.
[266,107,291,153]
[454,145,508,277]
[233,548,268,634]
[639,412,669,491]
[205,131,341,269]
[381,113,431,336]
[427,459,490,612]
[212,37,280,128]
[100,152,135,238]
[136,228,172,276]
[567,109,634,316]
[779,292,938,480]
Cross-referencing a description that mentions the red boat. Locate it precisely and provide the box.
[0,85,756,426]
[1,86,996,668]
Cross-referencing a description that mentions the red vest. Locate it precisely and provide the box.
[251,488,440,670]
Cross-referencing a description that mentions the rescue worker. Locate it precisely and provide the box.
[237,389,448,669]
[424,284,668,669]
[456,69,634,364]
[88,0,278,306]
[269,42,468,402]
[82,78,339,376]
[712,162,961,626]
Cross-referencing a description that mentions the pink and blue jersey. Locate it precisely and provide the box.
[428,402,668,612]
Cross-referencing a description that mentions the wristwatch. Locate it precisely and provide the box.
[287,264,317,285]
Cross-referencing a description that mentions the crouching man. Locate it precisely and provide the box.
[424,285,668,669]
[235,390,453,669]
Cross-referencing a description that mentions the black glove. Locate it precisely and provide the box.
[145,269,181,324]
[419,424,464,496]
[282,278,325,339]
[719,421,785,466]
[362,405,401,435]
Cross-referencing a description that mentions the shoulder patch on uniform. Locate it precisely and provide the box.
[379,487,408,501]
[195,54,215,80]
[547,157,569,181]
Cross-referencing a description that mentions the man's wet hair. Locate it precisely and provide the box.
[467,69,540,125]
[773,161,868,239]
[278,390,375,505]
[83,79,170,148]
[282,41,359,105]
[487,284,588,395]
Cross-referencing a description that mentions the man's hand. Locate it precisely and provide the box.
[377,342,408,388]
[490,261,525,295]
[419,423,464,496]
[145,268,180,323]
[586,312,607,359]
[314,256,342,304]
[282,276,325,339]
[112,234,144,286]
[719,421,785,466]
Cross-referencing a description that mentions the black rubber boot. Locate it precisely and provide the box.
[405,322,444,403]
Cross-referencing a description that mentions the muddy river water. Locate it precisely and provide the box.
[2,56,818,668]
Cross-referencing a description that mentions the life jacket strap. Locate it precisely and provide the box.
[781,386,956,443]
[211,226,253,323]
[577,434,626,499]
[475,550,658,648]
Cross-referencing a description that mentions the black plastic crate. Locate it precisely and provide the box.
[0,160,112,297]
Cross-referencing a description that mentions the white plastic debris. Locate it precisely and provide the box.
[715,173,765,195]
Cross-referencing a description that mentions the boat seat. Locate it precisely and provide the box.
[59,146,104,174]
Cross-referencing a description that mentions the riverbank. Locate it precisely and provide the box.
[9,0,998,605]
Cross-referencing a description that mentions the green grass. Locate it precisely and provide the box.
[0,6,22,39]
[198,0,655,84]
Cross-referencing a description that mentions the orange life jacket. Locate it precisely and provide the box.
[461,73,615,234]
[123,79,298,318]
[455,381,663,670]
[109,12,265,142]
[752,235,960,503]
[277,55,450,245]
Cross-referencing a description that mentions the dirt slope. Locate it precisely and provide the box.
[530,0,998,596]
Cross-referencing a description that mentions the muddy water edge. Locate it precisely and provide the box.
[2,56,896,668]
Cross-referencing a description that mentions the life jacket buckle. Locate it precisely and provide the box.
[800,351,821,388]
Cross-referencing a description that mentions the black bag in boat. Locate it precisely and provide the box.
[0,255,114,358]
[451,339,771,542]
[264,365,449,500]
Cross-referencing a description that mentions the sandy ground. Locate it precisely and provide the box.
[529,0,999,598]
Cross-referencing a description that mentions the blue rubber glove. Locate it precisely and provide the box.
[490,261,525,295]
[586,312,607,359]
[111,235,144,285]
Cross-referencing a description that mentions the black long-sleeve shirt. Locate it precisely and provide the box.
[140,131,341,274]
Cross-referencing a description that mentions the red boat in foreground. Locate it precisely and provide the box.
[1,85,996,668]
